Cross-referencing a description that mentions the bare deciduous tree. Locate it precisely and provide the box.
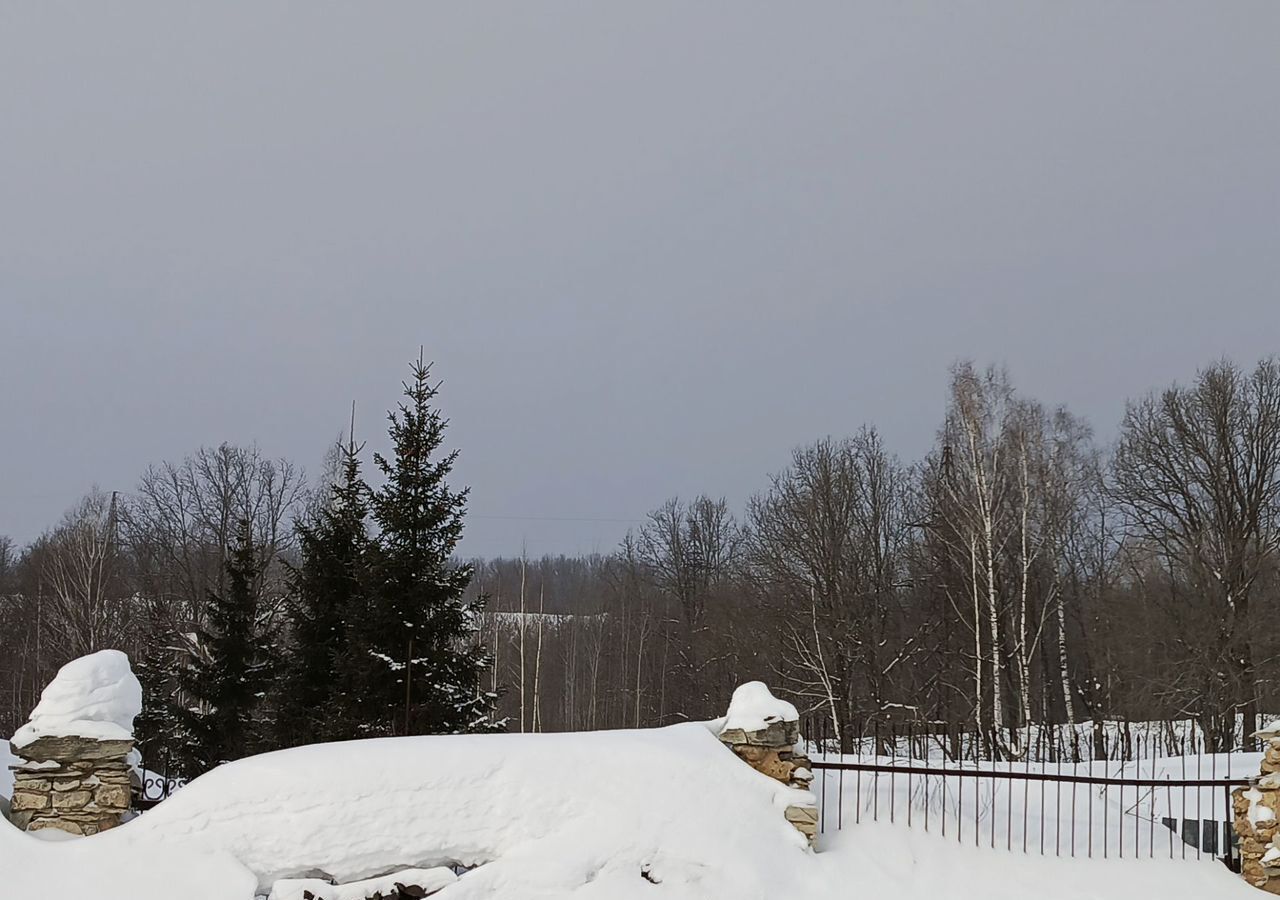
[638,495,742,719]
[1113,358,1280,745]
[34,488,132,657]
[123,442,304,632]
[747,430,914,745]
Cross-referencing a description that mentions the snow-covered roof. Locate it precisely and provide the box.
[10,650,141,750]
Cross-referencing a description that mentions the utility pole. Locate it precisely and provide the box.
[349,401,357,456]
[108,490,119,543]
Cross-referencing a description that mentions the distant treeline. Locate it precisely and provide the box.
[3,356,1279,761]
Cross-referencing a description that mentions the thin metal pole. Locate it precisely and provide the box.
[1149,734,1156,859]
[907,722,913,829]
[1180,736,1187,859]
[1071,747,1078,858]
[854,716,862,825]
[1104,757,1109,859]
[837,716,845,831]
[1087,752,1094,859]
[975,731,981,848]
[1008,737,1014,852]
[1196,735,1203,859]
[820,717,827,835]
[890,722,897,825]
[874,720,881,823]
[1227,730,1234,849]
[923,722,930,834]
[1056,735,1063,857]
[991,745,997,850]
[1139,732,1146,856]
[1225,781,1235,869]
[941,724,948,840]
[1211,737,1219,861]
[1041,747,1046,856]
[957,726,964,845]
[1146,737,1157,855]
[1023,741,1030,853]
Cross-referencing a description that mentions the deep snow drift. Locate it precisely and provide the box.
[0,717,1257,899]
[3,722,812,899]
[10,649,142,749]
[121,722,813,896]
[0,817,257,900]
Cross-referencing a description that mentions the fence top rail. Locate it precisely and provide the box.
[808,759,1250,789]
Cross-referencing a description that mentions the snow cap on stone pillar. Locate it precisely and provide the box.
[718,681,800,748]
[11,649,142,754]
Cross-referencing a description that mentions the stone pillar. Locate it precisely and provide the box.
[8,734,135,835]
[6,649,142,836]
[717,682,818,845]
[1235,723,1280,892]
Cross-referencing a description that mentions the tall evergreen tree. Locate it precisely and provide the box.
[343,355,499,735]
[132,627,193,776]
[176,520,275,773]
[277,435,370,745]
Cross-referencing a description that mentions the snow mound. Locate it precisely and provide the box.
[1,710,1250,900]
[108,723,810,898]
[720,681,798,734]
[11,650,141,750]
[269,867,457,900]
[0,818,256,900]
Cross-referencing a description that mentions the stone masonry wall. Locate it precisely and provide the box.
[719,717,818,844]
[1234,722,1280,892]
[8,735,134,835]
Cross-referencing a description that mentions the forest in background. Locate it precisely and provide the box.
[2,355,1279,768]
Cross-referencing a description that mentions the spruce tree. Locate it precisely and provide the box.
[176,521,275,773]
[344,355,499,735]
[277,437,370,745]
[133,632,192,777]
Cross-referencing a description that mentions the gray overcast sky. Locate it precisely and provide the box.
[2,2,1278,557]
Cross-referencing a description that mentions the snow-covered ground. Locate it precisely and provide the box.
[1,718,1258,899]
[814,822,1254,900]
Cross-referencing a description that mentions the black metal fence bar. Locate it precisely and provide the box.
[809,760,1247,789]
[807,750,1248,866]
[801,715,1271,765]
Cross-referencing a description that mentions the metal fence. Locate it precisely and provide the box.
[133,756,186,812]
[805,716,1267,763]
[803,717,1251,865]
